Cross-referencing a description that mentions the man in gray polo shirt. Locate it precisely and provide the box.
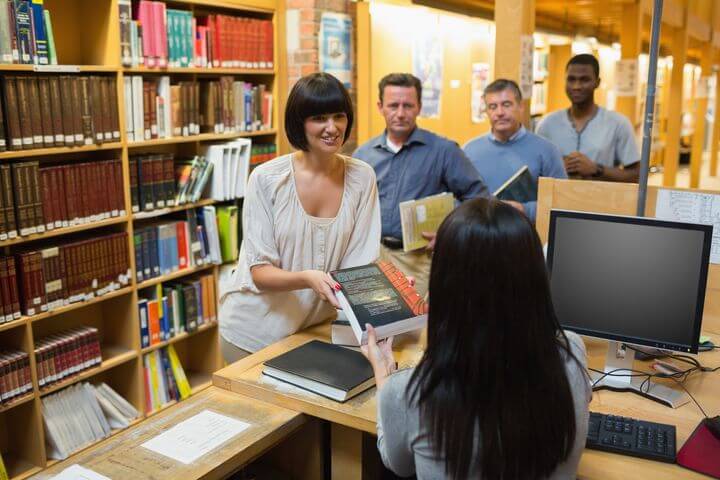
[537,54,639,182]
[354,73,490,297]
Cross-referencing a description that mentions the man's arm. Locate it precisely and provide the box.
[444,143,492,200]
[565,152,639,182]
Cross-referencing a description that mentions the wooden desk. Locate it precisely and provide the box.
[213,325,720,480]
[31,387,308,480]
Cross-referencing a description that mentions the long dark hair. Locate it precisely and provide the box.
[409,198,578,479]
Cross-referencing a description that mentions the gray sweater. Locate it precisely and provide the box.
[376,331,592,479]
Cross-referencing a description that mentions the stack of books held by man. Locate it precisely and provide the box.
[331,261,428,344]
[493,165,537,203]
[262,340,375,402]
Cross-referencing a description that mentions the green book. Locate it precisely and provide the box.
[217,205,239,263]
[43,9,56,65]
[0,451,8,480]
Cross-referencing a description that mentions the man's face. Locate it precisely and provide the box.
[377,86,421,139]
[565,64,600,105]
[485,88,523,139]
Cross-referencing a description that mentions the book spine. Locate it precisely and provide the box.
[100,75,112,141]
[29,0,46,64]
[2,77,22,150]
[36,76,54,146]
[79,76,94,145]
[70,75,84,145]
[0,166,16,238]
[42,8,54,64]
[107,76,121,140]
[27,76,43,146]
[47,75,63,145]
[15,76,33,148]
[13,0,31,64]
[119,0,132,67]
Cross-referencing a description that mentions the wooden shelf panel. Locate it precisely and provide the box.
[146,399,177,418]
[0,216,128,248]
[0,392,35,414]
[0,64,119,72]
[124,66,275,75]
[0,318,26,333]
[27,287,133,324]
[127,129,277,148]
[39,347,137,397]
[136,264,216,290]
[0,142,123,161]
[133,199,216,221]
[140,322,218,355]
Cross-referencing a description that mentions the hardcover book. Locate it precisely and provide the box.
[331,261,428,344]
[263,340,375,402]
[492,165,537,204]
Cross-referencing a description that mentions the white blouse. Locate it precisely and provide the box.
[219,153,381,352]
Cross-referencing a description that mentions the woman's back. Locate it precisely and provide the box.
[376,331,591,480]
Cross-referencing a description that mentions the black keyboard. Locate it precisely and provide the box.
[586,412,676,463]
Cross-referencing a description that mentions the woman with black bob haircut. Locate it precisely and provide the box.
[362,198,591,479]
[218,72,381,362]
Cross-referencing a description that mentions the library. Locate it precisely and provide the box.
[0,0,718,479]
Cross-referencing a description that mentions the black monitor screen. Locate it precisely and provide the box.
[547,211,712,353]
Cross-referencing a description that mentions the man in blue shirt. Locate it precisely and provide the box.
[354,73,490,297]
[536,54,639,182]
[463,79,566,222]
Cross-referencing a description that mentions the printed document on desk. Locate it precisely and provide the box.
[655,189,720,264]
[141,409,251,464]
[49,465,110,480]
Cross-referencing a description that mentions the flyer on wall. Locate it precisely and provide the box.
[319,12,353,88]
[412,16,443,118]
[471,62,490,123]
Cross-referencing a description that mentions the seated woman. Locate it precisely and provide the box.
[362,198,591,479]
[219,72,380,362]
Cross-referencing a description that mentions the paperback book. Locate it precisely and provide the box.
[331,261,427,344]
[493,165,537,203]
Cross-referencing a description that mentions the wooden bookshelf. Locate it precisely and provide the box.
[0,0,277,476]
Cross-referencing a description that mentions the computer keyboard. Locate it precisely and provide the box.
[586,412,677,463]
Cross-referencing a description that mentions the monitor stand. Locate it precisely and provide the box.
[589,341,691,409]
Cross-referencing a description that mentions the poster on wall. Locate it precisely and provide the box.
[319,12,352,88]
[615,59,638,97]
[520,35,534,100]
[412,19,443,118]
[471,63,490,123]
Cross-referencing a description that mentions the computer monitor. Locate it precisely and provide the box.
[547,210,713,408]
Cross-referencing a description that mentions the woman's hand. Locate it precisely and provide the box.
[360,324,397,389]
[302,270,341,308]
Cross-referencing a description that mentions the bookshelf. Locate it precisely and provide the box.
[0,0,277,478]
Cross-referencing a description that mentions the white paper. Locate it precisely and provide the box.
[655,189,720,264]
[519,35,534,100]
[615,59,638,97]
[141,410,251,465]
[50,465,111,480]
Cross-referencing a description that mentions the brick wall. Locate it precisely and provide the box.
[285,0,358,152]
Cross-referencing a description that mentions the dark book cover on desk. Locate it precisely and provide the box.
[330,261,427,344]
[493,165,537,203]
[263,340,375,402]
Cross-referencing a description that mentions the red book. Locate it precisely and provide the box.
[175,221,188,269]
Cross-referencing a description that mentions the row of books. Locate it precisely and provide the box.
[138,273,216,348]
[249,143,278,174]
[0,75,120,152]
[0,0,58,65]
[43,382,140,460]
[0,348,31,404]
[120,0,273,69]
[123,77,271,143]
[0,160,126,240]
[133,208,220,283]
[200,78,272,134]
[0,232,131,320]
[34,326,101,389]
[129,153,212,213]
[142,344,191,412]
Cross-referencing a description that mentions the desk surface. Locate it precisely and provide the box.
[213,325,720,480]
[31,387,306,480]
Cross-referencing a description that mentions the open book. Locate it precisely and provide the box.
[493,165,537,203]
[330,261,428,344]
[399,192,455,252]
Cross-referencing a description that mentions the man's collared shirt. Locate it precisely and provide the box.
[354,127,490,239]
[536,106,639,168]
[464,125,567,222]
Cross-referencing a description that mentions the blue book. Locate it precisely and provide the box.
[13,0,32,64]
[149,227,160,277]
[161,295,169,341]
[29,0,47,64]
[163,288,175,337]
[134,231,144,282]
[138,299,150,348]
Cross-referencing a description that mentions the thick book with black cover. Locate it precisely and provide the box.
[492,165,537,203]
[262,340,375,402]
[331,261,427,344]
